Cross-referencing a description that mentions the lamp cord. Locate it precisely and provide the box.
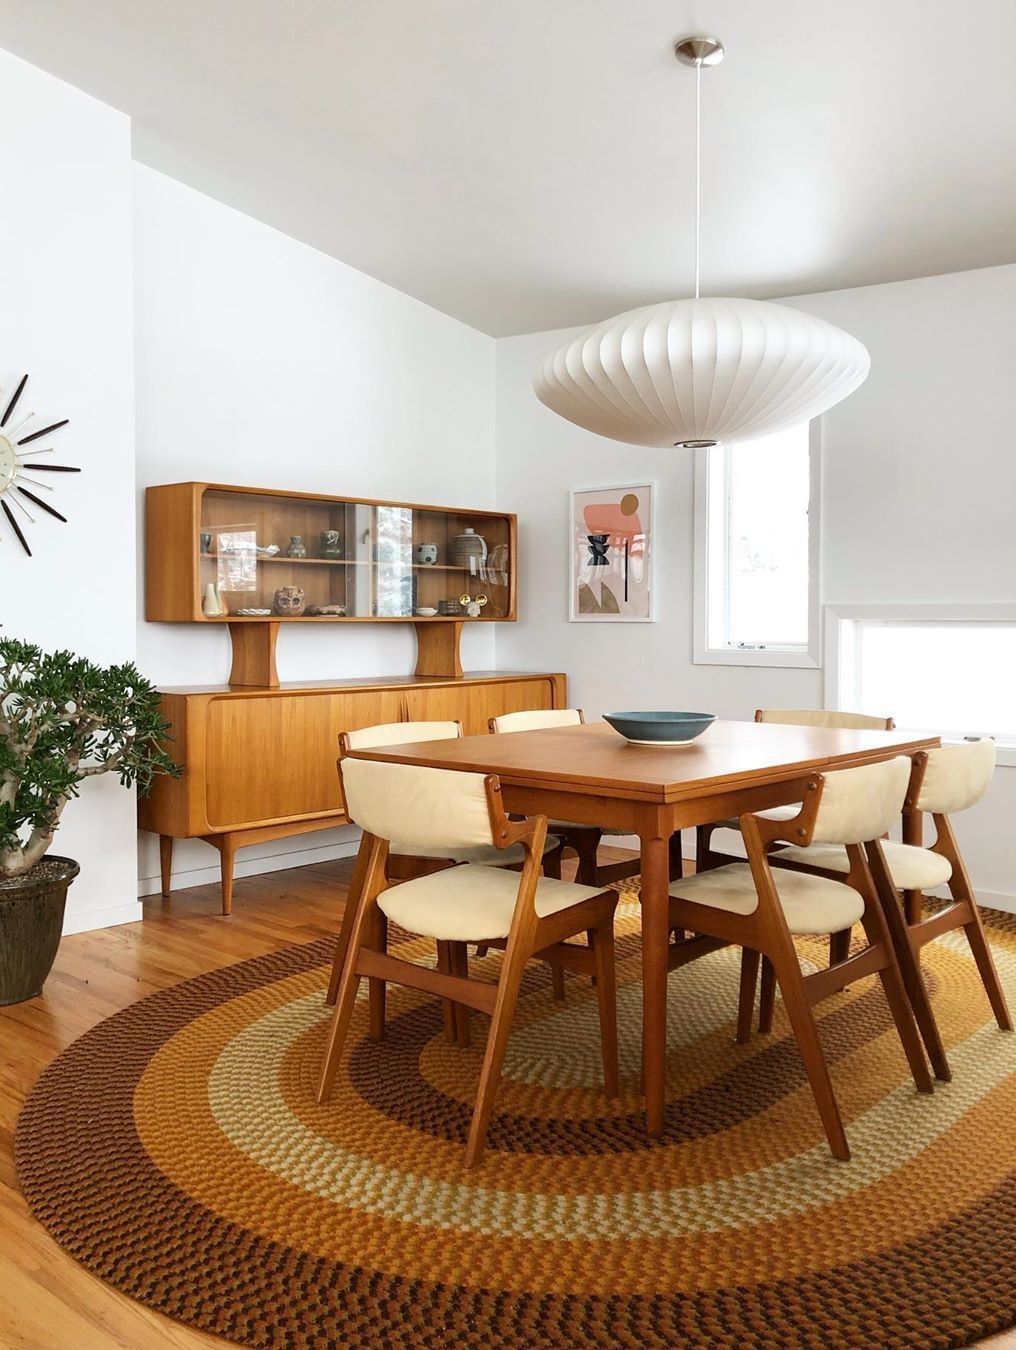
[694,60,701,300]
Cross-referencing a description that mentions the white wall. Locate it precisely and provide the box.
[0,51,138,933]
[133,166,497,893]
[494,265,1016,907]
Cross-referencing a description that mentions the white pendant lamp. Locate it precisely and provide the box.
[535,37,870,448]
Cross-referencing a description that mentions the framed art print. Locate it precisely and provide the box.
[569,483,654,621]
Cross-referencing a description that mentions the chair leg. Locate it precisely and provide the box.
[758,957,776,1033]
[768,945,850,1161]
[573,830,601,887]
[857,908,933,1095]
[436,941,459,1044]
[590,920,619,1097]
[542,844,563,880]
[449,942,472,1046]
[317,884,379,1104]
[475,943,489,959]
[904,888,923,925]
[368,910,387,1041]
[736,947,760,1044]
[829,928,851,966]
[550,962,566,1002]
[668,832,684,881]
[696,824,717,872]
[866,853,951,1082]
[587,928,598,987]
[465,928,533,1168]
[962,906,1013,1031]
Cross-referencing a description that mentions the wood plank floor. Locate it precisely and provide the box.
[1,850,1014,1350]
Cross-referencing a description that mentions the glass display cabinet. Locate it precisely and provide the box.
[145,483,517,684]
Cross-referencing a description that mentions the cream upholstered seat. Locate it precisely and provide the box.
[342,721,560,870]
[489,708,641,887]
[320,753,620,1166]
[774,841,952,891]
[668,863,864,935]
[379,863,602,942]
[669,754,931,1161]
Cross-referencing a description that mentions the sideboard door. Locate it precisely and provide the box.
[402,677,559,736]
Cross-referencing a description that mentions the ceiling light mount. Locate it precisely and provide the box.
[673,36,724,69]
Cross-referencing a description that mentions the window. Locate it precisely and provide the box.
[694,422,820,667]
[825,605,1016,763]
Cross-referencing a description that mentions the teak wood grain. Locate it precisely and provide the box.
[349,719,939,1136]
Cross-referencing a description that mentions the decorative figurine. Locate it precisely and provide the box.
[273,585,306,616]
[285,535,307,559]
[319,529,343,559]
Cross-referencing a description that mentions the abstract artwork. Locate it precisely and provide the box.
[570,483,654,621]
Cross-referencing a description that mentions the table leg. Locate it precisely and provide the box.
[639,827,671,1137]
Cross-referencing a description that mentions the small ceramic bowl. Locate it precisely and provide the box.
[603,711,716,746]
[415,607,438,617]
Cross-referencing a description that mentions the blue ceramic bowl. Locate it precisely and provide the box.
[603,710,716,746]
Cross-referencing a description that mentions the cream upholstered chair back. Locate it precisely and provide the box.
[340,758,496,851]
[343,720,462,750]
[810,756,911,845]
[916,738,995,816]
[756,708,894,731]
[490,708,583,733]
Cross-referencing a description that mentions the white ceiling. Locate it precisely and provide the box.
[3,0,1016,336]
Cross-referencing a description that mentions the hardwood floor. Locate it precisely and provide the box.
[1,848,1013,1349]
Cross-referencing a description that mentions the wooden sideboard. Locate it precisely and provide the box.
[140,670,567,913]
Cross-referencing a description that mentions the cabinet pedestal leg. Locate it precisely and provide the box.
[159,835,174,897]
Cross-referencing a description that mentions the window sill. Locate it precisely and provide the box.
[693,645,820,670]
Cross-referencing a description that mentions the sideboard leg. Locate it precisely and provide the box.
[220,837,237,916]
[159,835,174,897]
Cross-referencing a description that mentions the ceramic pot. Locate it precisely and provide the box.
[285,535,307,559]
[319,530,343,559]
[0,857,79,1005]
[451,527,487,572]
[414,542,438,565]
[273,585,306,616]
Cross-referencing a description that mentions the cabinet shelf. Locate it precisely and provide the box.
[200,555,476,571]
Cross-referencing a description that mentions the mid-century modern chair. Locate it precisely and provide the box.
[318,755,620,1166]
[488,708,644,887]
[326,720,567,1025]
[668,755,932,1160]
[768,737,1010,1080]
[697,706,895,966]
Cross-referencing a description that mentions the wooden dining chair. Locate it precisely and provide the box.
[697,707,895,967]
[769,737,1010,1080]
[326,720,568,1026]
[318,755,620,1166]
[488,708,646,886]
[669,756,932,1160]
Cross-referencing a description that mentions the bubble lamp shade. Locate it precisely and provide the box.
[534,296,871,447]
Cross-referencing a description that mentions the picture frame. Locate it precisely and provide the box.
[569,482,655,622]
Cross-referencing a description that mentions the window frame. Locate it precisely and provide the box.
[824,602,1016,768]
[693,420,822,669]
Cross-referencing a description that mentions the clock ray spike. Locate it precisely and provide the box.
[16,486,66,522]
[16,446,55,458]
[7,413,36,438]
[20,463,78,472]
[1,499,31,555]
[1,373,28,428]
[18,419,69,446]
[14,474,54,491]
[8,491,36,523]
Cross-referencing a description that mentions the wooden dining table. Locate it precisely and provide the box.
[346,717,939,1136]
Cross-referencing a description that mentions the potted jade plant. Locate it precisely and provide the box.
[0,637,178,1005]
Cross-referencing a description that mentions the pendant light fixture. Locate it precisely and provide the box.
[534,36,870,448]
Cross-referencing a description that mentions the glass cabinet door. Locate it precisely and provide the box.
[197,489,511,621]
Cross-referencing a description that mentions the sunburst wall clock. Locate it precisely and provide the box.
[0,373,78,556]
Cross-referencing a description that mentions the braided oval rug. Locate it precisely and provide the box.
[16,889,1016,1348]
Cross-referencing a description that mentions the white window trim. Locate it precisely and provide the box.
[693,421,822,668]
[824,602,1016,768]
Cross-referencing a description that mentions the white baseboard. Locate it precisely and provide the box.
[63,900,144,935]
[137,836,362,898]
